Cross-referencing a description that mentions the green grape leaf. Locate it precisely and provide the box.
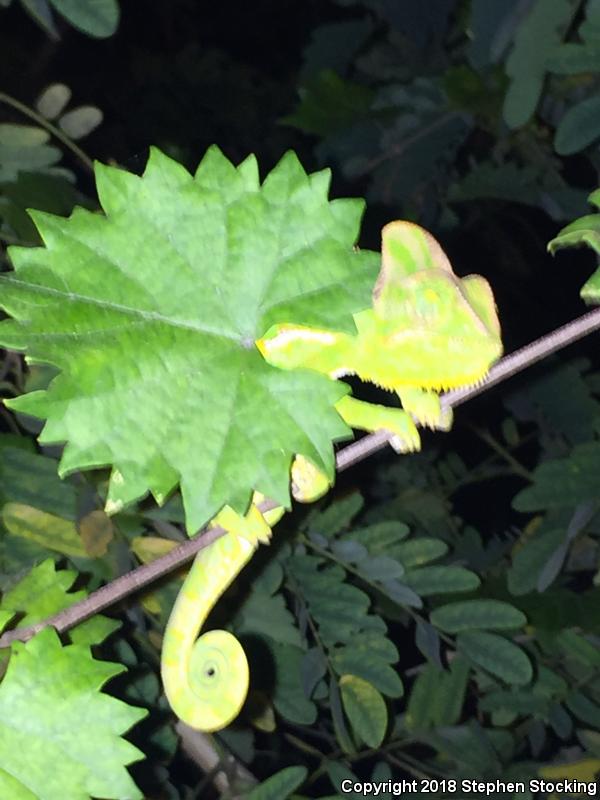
[248,766,308,800]
[339,674,387,748]
[2,503,87,558]
[0,627,145,800]
[430,600,527,633]
[0,146,378,533]
[0,558,119,645]
[456,630,532,686]
[48,0,119,38]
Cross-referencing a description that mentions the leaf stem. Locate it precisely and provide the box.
[0,90,94,174]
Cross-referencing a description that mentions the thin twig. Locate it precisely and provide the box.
[1,306,600,649]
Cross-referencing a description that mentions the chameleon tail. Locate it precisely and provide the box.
[161,505,271,732]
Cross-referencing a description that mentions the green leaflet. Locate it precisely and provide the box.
[0,124,61,183]
[502,0,577,129]
[248,766,308,800]
[457,630,532,686]
[547,190,600,302]
[430,599,526,633]
[405,658,470,730]
[330,631,403,698]
[271,643,318,725]
[555,96,600,155]
[402,564,480,595]
[0,146,379,532]
[513,442,600,511]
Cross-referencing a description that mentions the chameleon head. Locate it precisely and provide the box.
[256,221,503,394]
[366,267,503,392]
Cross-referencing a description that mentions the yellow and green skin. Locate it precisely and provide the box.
[160,221,503,732]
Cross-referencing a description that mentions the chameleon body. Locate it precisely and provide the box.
[161,221,502,732]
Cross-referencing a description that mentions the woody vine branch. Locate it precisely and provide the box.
[1,304,599,649]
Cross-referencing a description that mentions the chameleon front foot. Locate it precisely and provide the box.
[335,394,421,453]
[291,455,332,503]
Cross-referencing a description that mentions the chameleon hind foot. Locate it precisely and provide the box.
[398,387,453,432]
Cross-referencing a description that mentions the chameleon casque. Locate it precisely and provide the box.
[160,221,503,732]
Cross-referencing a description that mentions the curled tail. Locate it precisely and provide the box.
[161,504,272,732]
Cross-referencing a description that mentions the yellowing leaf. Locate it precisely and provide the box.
[131,537,183,616]
[2,502,86,557]
[79,509,114,556]
[246,690,276,733]
[340,674,387,748]
[131,535,177,563]
[540,758,600,783]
